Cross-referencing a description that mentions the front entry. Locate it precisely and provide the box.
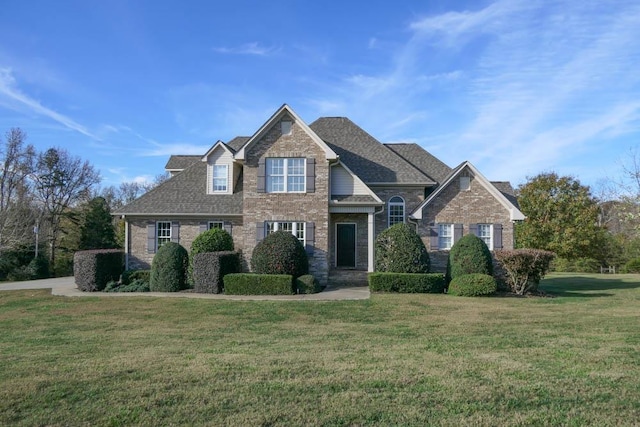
[336,223,356,267]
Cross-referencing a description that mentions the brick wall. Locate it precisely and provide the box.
[370,186,425,237]
[127,217,243,270]
[242,117,330,284]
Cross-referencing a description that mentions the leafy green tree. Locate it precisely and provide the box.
[516,173,605,260]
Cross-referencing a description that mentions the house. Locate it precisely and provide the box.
[115,104,525,284]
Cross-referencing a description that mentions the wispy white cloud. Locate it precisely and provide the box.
[212,42,279,56]
[0,67,98,139]
[139,142,210,157]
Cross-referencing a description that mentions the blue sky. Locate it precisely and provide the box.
[1,0,639,191]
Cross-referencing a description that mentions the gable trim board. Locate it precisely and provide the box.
[330,161,383,203]
[235,104,338,161]
[410,161,525,221]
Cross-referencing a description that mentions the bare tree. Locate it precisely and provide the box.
[0,128,36,251]
[33,147,100,271]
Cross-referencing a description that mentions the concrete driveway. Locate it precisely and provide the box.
[0,277,370,301]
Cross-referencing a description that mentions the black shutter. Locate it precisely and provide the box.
[257,159,266,193]
[454,223,463,243]
[469,223,478,236]
[199,222,208,233]
[305,222,315,255]
[171,221,180,243]
[147,223,156,254]
[306,158,315,193]
[223,221,232,235]
[256,222,266,243]
[429,224,439,250]
[493,224,503,250]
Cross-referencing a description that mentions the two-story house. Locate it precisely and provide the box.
[115,104,525,285]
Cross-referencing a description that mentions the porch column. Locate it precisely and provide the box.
[368,212,374,272]
[124,217,129,270]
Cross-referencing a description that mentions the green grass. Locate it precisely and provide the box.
[1,273,639,426]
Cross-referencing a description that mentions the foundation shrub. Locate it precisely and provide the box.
[224,273,295,295]
[121,269,150,285]
[74,249,124,292]
[447,234,493,282]
[251,231,308,278]
[448,274,497,297]
[192,251,240,294]
[189,228,234,283]
[295,274,323,294]
[368,272,445,293]
[149,242,189,292]
[375,223,430,273]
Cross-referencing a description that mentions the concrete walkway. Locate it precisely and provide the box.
[0,277,370,301]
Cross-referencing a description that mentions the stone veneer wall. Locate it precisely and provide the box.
[242,117,331,284]
[127,218,243,270]
[329,213,368,270]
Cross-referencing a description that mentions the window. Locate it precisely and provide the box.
[460,176,470,191]
[208,221,223,230]
[266,158,305,193]
[157,221,171,248]
[388,196,405,227]
[438,224,453,250]
[266,221,305,245]
[281,120,292,135]
[212,165,228,192]
[477,224,493,249]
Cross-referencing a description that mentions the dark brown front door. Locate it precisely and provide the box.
[336,224,356,267]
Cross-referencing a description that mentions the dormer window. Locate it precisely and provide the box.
[213,165,228,192]
[281,120,292,135]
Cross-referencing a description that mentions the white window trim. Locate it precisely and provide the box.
[266,158,306,193]
[266,221,305,245]
[438,223,454,250]
[388,196,405,227]
[212,164,229,193]
[477,223,493,250]
[208,221,224,230]
[157,221,171,249]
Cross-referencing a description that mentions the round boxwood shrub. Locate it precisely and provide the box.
[375,223,430,273]
[150,242,189,292]
[251,231,308,278]
[447,234,493,282]
[448,273,497,297]
[189,228,234,283]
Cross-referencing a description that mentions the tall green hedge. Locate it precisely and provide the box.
[375,223,430,273]
[192,251,240,294]
[224,273,295,295]
[368,272,445,293]
[447,234,493,282]
[74,249,124,292]
[150,242,189,292]
[189,228,234,283]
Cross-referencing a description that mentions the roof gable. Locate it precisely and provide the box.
[410,161,526,221]
[310,117,432,185]
[235,104,337,161]
[201,140,234,162]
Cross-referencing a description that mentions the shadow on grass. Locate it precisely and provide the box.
[540,274,640,298]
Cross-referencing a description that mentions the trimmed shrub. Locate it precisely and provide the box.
[368,273,446,293]
[448,274,497,297]
[251,231,308,278]
[224,273,295,295]
[623,258,640,273]
[375,223,430,273]
[121,269,151,286]
[104,279,150,293]
[149,242,189,292]
[494,249,555,295]
[74,249,124,292]
[447,234,493,282]
[189,228,234,282]
[296,274,323,294]
[192,251,240,294]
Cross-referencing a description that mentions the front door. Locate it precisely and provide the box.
[336,223,356,267]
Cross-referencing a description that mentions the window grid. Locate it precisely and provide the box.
[266,158,305,193]
[438,224,453,250]
[157,221,171,248]
[388,196,405,227]
[266,221,305,245]
[208,221,223,230]
[477,224,492,249]
[212,165,228,192]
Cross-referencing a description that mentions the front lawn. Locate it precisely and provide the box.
[0,273,638,425]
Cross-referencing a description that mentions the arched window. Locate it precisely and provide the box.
[388,196,405,227]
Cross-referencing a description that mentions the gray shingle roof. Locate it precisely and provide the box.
[384,143,451,184]
[165,155,200,170]
[227,136,250,152]
[310,117,432,184]
[491,181,520,208]
[115,161,242,216]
